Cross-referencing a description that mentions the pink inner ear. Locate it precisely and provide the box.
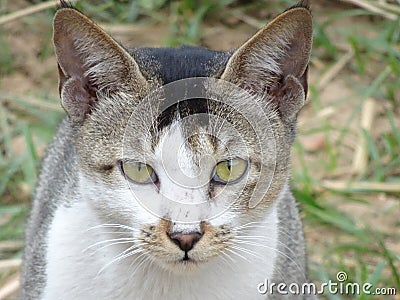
[55,32,100,122]
[60,76,97,123]
[279,36,312,80]
[56,33,88,79]
[271,74,306,120]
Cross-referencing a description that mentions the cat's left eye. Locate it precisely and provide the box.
[121,161,157,184]
[212,158,248,184]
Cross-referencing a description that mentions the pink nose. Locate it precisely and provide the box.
[168,232,203,252]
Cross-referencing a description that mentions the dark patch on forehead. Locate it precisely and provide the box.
[130,46,230,85]
[156,98,210,132]
[127,46,232,151]
[151,96,257,153]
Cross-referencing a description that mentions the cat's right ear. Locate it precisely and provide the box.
[220,6,312,121]
[53,8,149,123]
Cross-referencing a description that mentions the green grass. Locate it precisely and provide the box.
[291,2,400,298]
[0,0,399,298]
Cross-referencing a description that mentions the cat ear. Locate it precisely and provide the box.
[220,6,312,120]
[53,8,149,123]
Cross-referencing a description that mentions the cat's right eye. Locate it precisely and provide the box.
[121,161,157,184]
[212,158,248,184]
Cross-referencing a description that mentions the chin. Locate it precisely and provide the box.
[158,257,206,274]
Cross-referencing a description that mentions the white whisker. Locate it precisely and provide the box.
[87,223,139,232]
[224,247,250,262]
[116,243,146,259]
[84,237,136,252]
[235,235,300,259]
[129,253,153,281]
[229,244,263,260]
[232,240,304,274]
[97,247,144,275]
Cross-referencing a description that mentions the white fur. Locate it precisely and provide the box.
[43,198,278,299]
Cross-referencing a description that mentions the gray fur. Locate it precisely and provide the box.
[21,120,77,299]
[270,185,317,299]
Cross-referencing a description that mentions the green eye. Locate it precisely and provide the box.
[121,161,157,184]
[213,159,248,184]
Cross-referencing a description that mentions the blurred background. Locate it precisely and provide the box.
[0,0,399,298]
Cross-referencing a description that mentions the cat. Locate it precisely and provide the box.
[21,1,314,299]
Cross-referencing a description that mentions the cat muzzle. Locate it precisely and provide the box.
[168,231,203,254]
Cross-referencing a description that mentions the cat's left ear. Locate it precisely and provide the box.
[53,7,150,123]
[220,6,312,120]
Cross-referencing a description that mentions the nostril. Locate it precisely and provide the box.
[168,232,203,252]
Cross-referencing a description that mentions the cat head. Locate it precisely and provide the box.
[53,2,312,272]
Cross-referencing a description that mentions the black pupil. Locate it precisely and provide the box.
[226,160,232,171]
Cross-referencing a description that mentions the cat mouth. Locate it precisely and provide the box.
[178,258,196,264]
[179,254,196,264]
[161,257,199,273]
[174,259,198,270]
[182,251,190,261]
[175,253,198,266]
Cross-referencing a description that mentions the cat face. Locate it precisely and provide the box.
[77,79,283,272]
[53,5,312,272]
